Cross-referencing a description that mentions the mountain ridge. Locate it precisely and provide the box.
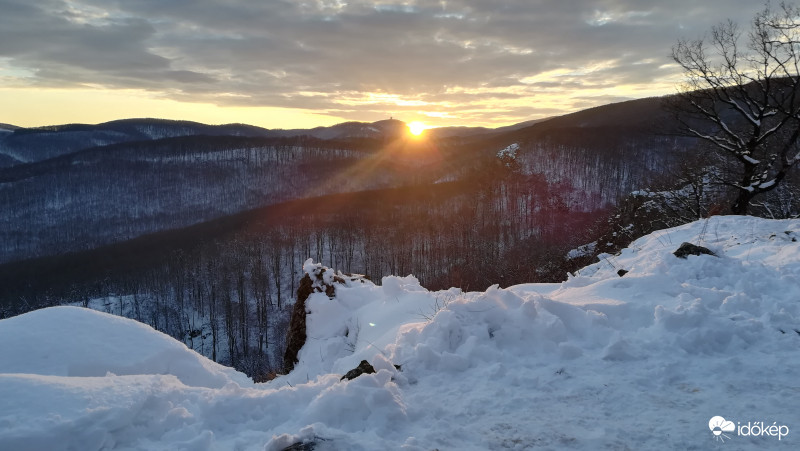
[0,93,688,265]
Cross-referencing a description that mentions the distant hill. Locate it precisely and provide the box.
[0,116,560,167]
[0,118,422,165]
[0,118,277,164]
[454,96,679,163]
[0,123,20,131]
[271,118,409,140]
[415,118,551,139]
[14,118,272,138]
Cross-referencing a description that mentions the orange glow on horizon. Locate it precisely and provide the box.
[407,121,428,136]
[0,87,344,130]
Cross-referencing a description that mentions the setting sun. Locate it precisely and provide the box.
[407,121,428,136]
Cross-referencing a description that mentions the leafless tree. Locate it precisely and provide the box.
[671,2,800,214]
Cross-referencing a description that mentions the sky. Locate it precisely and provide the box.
[0,0,766,129]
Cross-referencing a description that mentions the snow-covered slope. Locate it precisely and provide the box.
[0,307,250,388]
[1,216,799,450]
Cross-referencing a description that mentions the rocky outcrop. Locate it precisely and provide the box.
[282,274,315,374]
[673,242,716,259]
[282,259,368,373]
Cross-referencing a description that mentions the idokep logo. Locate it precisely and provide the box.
[708,416,736,442]
[708,416,790,443]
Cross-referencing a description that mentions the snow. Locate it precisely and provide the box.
[758,179,777,190]
[743,154,762,165]
[2,216,800,450]
[0,307,250,388]
[566,241,597,259]
[496,142,519,159]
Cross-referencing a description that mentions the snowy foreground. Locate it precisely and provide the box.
[2,216,800,450]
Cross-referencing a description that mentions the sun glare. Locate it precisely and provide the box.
[407,121,427,136]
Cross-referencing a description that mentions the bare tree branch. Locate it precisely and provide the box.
[670,1,800,214]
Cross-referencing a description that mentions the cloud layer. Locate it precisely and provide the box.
[0,0,763,126]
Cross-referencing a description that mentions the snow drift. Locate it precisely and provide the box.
[0,307,250,388]
[1,216,799,450]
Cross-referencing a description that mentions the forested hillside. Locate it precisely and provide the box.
[0,134,428,263]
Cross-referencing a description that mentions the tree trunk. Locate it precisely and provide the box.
[731,189,752,215]
[731,162,758,215]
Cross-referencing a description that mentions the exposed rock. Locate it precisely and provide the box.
[280,437,326,450]
[283,260,370,373]
[282,274,314,373]
[617,269,628,277]
[673,242,716,259]
[341,360,376,381]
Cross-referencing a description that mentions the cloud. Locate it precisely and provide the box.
[0,0,766,126]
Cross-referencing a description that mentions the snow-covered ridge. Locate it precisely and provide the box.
[2,216,799,450]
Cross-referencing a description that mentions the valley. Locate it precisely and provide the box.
[0,97,694,378]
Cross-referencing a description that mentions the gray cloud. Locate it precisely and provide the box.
[0,0,766,125]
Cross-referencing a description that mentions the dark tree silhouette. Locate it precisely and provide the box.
[671,2,800,214]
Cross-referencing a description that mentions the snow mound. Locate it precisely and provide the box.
[0,306,250,389]
[2,216,800,450]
